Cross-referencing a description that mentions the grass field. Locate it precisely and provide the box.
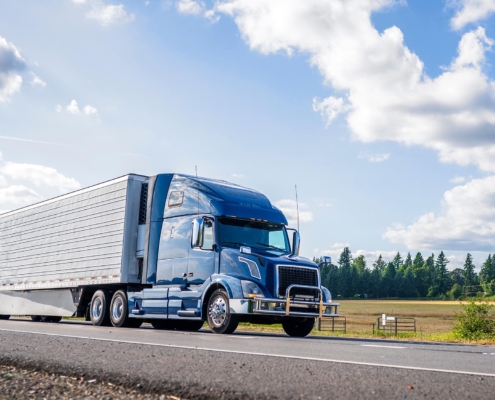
[338,300,464,334]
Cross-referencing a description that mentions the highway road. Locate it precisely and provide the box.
[1,318,495,399]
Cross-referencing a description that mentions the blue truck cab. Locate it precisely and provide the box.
[128,173,339,337]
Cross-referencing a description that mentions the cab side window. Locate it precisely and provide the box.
[202,219,214,250]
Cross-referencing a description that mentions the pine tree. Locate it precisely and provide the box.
[383,262,397,297]
[435,251,450,295]
[337,247,353,297]
[411,252,428,297]
[371,255,386,298]
[403,267,418,298]
[392,252,403,271]
[400,252,412,274]
[463,253,475,287]
[480,254,495,284]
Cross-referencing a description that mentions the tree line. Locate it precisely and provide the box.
[314,249,495,299]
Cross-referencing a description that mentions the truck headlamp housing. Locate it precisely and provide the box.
[241,280,263,299]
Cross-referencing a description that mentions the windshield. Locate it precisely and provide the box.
[217,217,290,254]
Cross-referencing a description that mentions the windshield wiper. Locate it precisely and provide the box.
[256,242,288,253]
[222,241,249,247]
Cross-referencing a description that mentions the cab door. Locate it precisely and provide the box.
[187,217,216,286]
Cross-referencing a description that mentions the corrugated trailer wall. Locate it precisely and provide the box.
[0,174,147,291]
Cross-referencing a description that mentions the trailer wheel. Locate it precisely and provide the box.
[50,316,62,323]
[282,318,315,337]
[31,316,41,322]
[207,289,239,334]
[0,315,10,320]
[110,290,136,328]
[90,290,111,326]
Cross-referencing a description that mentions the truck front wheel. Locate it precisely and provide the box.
[282,318,315,337]
[207,289,239,334]
[90,290,111,326]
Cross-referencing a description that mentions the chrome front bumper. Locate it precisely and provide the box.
[252,284,339,318]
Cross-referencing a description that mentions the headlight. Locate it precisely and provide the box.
[241,280,263,298]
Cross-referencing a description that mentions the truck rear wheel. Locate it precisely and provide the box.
[282,318,315,337]
[110,290,139,328]
[90,290,111,326]
[207,289,239,334]
[0,315,10,320]
[31,316,41,322]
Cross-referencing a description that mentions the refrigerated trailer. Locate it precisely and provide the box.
[0,173,339,336]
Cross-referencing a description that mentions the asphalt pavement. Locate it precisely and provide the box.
[1,318,495,399]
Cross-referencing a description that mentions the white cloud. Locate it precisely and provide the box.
[274,199,313,226]
[0,162,81,191]
[384,175,495,251]
[72,0,135,26]
[0,35,25,102]
[313,96,345,126]
[177,0,204,15]
[0,185,40,205]
[450,176,466,184]
[30,72,46,88]
[55,104,62,112]
[358,151,390,163]
[0,175,7,187]
[232,173,244,178]
[83,104,98,115]
[215,2,495,172]
[66,99,98,116]
[449,0,495,29]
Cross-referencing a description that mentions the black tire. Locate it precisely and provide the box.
[206,289,239,334]
[0,315,10,320]
[151,320,172,330]
[40,316,51,322]
[85,304,91,321]
[282,318,315,337]
[110,290,131,327]
[31,316,41,322]
[50,316,62,323]
[90,290,111,326]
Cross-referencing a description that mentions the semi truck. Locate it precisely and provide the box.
[0,173,339,337]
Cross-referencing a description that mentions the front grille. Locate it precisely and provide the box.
[278,266,319,298]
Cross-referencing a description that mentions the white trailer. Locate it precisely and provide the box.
[0,174,147,319]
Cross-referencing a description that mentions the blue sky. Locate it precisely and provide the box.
[1,0,495,270]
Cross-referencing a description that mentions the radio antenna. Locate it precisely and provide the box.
[195,166,200,216]
[295,184,300,232]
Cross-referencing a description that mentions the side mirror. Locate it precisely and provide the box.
[191,217,204,248]
[291,231,300,256]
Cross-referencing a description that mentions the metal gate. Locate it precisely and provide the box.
[376,317,416,335]
[315,317,346,333]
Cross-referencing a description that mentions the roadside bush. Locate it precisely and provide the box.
[452,298,495,340]
[482,280,495,296]
[448,284,463,300]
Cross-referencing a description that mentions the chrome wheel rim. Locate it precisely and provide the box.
[209,295,227,327]
[112,296,123,321]
[92,297,103,320]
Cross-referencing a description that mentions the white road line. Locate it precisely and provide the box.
[362,345,406,349]
[1,327,494,378]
